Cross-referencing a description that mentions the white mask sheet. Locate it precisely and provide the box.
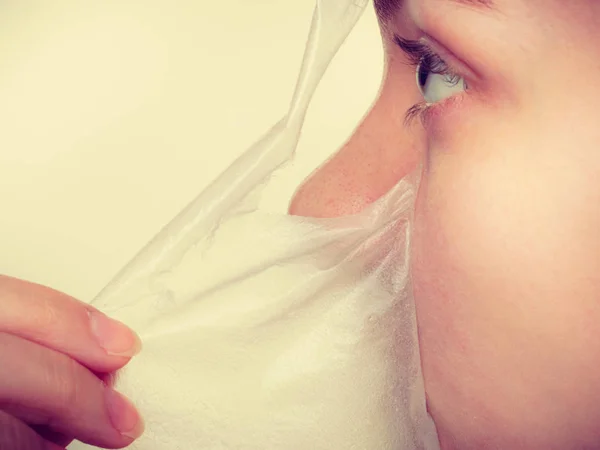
[70,0,440,448]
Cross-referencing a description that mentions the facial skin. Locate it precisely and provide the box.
[290,0,600,448]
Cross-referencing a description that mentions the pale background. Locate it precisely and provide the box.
[0,1,383,301]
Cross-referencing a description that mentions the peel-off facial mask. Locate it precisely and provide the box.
[69,0,439,448]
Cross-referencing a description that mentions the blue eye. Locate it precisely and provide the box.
[416,56,466,104]
[393,35,469,124]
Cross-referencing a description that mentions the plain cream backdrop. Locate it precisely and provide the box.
[0,1,383,301]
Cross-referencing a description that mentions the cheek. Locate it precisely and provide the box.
[412,131,600,444]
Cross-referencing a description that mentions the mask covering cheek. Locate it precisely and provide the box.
[69,1,439,448]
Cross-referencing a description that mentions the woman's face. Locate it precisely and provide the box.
[290,0,600,448]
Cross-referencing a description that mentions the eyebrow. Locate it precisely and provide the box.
[374,0,495,22]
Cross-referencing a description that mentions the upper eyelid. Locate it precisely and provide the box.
[394,33,479,85]
[393,35,430,66]
[393,34,454,78]
[393,35,451,73]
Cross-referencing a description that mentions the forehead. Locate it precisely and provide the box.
[374,0,495,21]
[375,0,599,32]
[373,0,398,21]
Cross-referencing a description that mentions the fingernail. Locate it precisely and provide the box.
[105,388,145,440]
[88,310,142,357]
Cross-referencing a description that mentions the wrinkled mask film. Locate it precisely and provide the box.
[70,1,439,449]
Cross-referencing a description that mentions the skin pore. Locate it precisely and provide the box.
[290,1,600,449]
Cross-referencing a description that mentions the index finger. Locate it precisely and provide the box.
[0,276,141,373]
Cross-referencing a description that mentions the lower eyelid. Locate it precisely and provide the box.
[407,91,468,129]
[404,102,429,127]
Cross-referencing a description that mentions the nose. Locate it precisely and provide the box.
[288,80,423,218]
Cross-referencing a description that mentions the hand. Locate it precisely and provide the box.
[0,275,144,450]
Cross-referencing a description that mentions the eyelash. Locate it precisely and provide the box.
[393,36,463,126]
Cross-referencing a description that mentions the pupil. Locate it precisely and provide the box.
[417,59,429,90]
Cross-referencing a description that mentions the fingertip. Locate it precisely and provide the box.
[88,311,142,359]
[104,389,145,441]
